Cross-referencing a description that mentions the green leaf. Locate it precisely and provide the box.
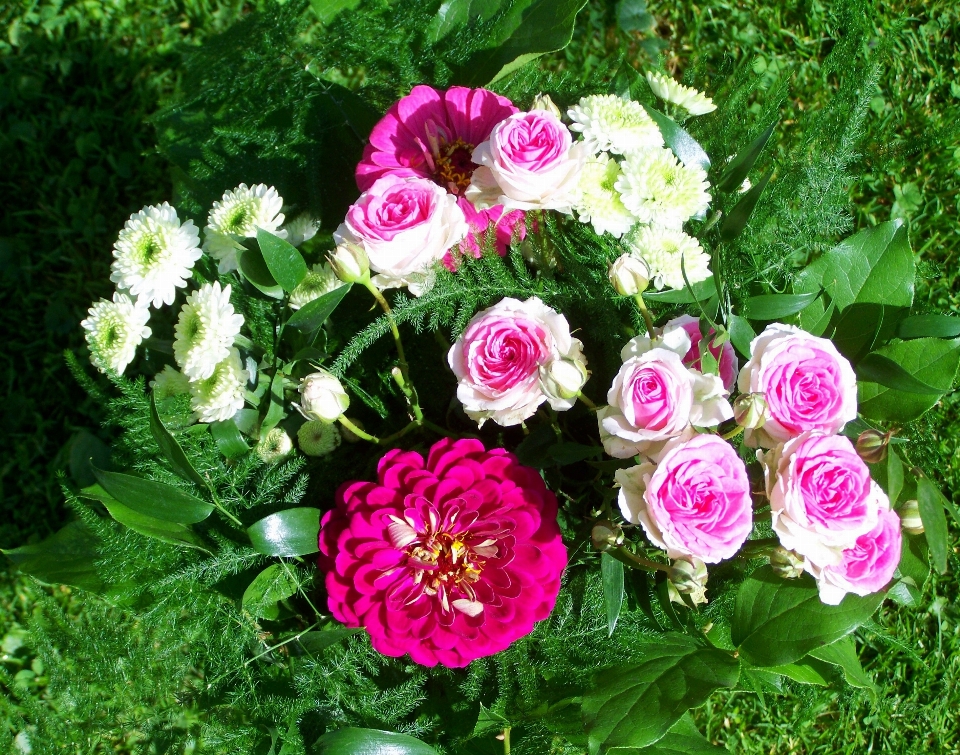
[150,394,208,488]
[258,228,307,293]
[288,284,352,331]
[211,418,251,459]
[447,0,588,86]
[809,636,878,695]
[242,564,299,620]
[310,0,362,24]
[766,659,836,686]
[297,627,362,656]
[601,552,624,637]
[92,468,214,524]
[67,429,113,488]
[644,277,716,304]
[732,565,884,667]
[897,532,929,588]
[728,314,757,358]
[2,522,102,592]
[855,353,944,394]
[582,636,740,753]
[311,728,439,755]
[261,370,287,434]
[642,106,711,172]
[917,477,949,575]
[828,303,894,363]
[473,703,510,737]
[248,507,322,557]
[628,713,727,754]
[719,171,771,241]
[716,122,776,192]
[616,0,655,33]
[857,338,960,422]
[740,291,819,321]
[795,220,914,311]
[887,448,904,506]
[239,247,284,299]
[898,314,960,340]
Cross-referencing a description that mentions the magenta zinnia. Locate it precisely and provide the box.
[318,437,568,667]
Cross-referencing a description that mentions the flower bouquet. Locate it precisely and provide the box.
[6,1,959,753]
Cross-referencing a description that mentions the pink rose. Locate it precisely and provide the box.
[738,324,857,448]
[616,434,753,563]
[811,508,901,605]
[662,314,738,390]
[448,297,586,426]
[335,175,467,292]
[467,110,586,214]
[763,432,887,568]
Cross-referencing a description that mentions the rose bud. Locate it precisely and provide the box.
[531,92,562,118]
[898,499,923,535]
[608,253,650,296]
[327,241,370,284]
[856,428,891,464]
[667,557,708,606]
[591,521,624,552]
[296,369,350,423]
[539,356,589,402]
[769,545,805,579]
[733,392,769,430]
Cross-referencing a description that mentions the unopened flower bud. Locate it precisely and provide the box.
[296,369,349,423]
[256,427,293,464]
[540,357,589,402]
[531,92,562,118]
[608,254,650,296]
[327,241,369,283]
[297,420,341,457]
[667,557,708,606]
[898,499,923,535]
[591,521,624,552]
[856,429,891,464]
[769,546,805,579]
[733,392,769,430]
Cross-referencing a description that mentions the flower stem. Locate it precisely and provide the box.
[502,727,511,755]
[205,478,244,527]
[634,294,656,339]
[612,545,670,573]
[577,392,598,410]
[720,425,744,441]
[338,415,380,444]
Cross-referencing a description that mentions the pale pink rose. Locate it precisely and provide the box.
[447,297,586,426]
[738,324,857,448]
[811,508,901,605]
[335,175,467,292]
[764,432,887,568]
[616,434,753,563]
[662,314,738,390]
[467,110,586,214]
[600,328,732,458]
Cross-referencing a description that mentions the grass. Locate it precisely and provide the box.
[1,0,959,751]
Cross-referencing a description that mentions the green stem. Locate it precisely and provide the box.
[205,480,243,527]
[720,425,744,441]
[206,622,319,689]
[338,415,380,444]
[612,545,671,573]
[279,560,324,619]
[634,295,656,338]
[578,392,598,410]
[502,727,511,755]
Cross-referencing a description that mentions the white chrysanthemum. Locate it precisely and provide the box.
[189,348,248,423]
[283,213,319,247]
[573,153,637,238]
[616,147,711,228]
[80,292,151,374]
[203,184,286,273]
[150,364,190,401]
[645,72,717,117]
[289,262,340,311]
[110,202,202,308]
[567,94,664,156]
[257,427,294,464]
[173,282,245,381]
[626,226,712,291]
[297,420,341,456]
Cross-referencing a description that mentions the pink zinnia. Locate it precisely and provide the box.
[356,84,525,258]
[318,438,568,668]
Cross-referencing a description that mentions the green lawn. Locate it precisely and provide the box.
[2,0,959,751]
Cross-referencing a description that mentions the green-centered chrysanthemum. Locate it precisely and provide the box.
[203,183,286,273]
[573,153,637,238]
[173,282,245,381]
[567,94,664,157]
[80,292,152,374]
[283,213,319,247]
[257,427,294,464]
[289,262,340,311]
[616,147,710,228]
[645,72,717,117]
[150,364,191,401]
[626,225,712,292]
[110,202,202,308]
[297,420,341,457]
[189,348,248,423]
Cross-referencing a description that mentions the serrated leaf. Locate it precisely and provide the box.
[600,552,624,637]
[740,291,819,320]
[898,314,960,339]
[917,477,949,575]
[628,713,727,754]
[288,283,351,331]
[311,728,439,755]
[211,419,250,459]
[719,171,771,241]
[642,105,711,172]
[732,565,884,667]
[239,248,284,299]
[242,563,299,620]
[150,394,208,488]
[716,122,776,192]
[856,353,943,394]
[809,636,878,695]
[2,522,102,592]
[767,659,836,686]
[92,468,214,524]
[258,228,307,293]
[248,507,321,557]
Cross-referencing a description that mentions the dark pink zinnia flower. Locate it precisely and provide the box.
[356,84,526,258]
[318,437,567,668]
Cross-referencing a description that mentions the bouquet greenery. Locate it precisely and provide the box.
[5,1,959,753]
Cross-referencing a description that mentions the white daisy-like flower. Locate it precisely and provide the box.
[297,420,341,457]
[567,94,664,157]
[110,203,202,308]
[80,292,151,374]
[616,147,711,228]
[289,262,340,311]
[283,213,319,247]
[256,427,294,464]
[173,282,245,381]
[189,348,248,423]
[626,225,712,291]
[203,183,286,273]
[573,153,638,238]
[150,364,191,401]
[645,72,717,117]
